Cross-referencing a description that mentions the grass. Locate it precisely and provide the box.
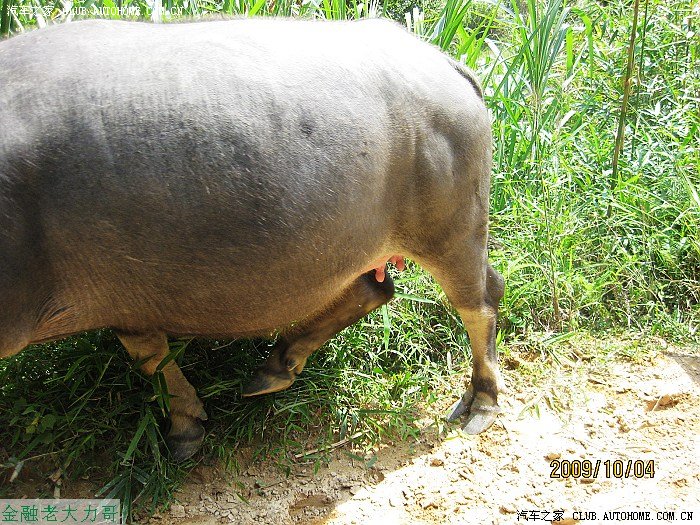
[0,0,699,519]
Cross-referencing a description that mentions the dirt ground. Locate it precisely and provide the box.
[147,337,700,525]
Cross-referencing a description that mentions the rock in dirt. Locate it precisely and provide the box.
[421,497,441,510]
[646,394,679,411]
[169,505,186,518]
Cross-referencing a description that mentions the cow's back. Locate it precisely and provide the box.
[0,19,486,342]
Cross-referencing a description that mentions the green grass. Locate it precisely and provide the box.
[1,0,698,520]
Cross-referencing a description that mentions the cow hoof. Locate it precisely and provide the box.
[166,418,205,462]
[461,403,500,434]
[446,387,500,434]
[446,387,473,422]
[241,368,295,397]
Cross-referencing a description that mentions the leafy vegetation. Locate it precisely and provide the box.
[0,0,698,519]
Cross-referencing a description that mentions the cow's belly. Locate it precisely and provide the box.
[37,213,389,341]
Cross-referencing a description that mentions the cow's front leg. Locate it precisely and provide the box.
[116,331,207,461]
[242,271,395,397]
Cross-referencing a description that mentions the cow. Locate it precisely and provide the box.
[0,18,505,461]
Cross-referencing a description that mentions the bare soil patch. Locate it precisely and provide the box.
[151,337,700,524]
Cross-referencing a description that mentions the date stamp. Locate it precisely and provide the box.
[549,459,655,479]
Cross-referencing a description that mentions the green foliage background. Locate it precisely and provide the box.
[0,0,698,518]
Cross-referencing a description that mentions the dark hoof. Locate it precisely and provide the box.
[446,387,500,434]
[241,368,295,397]
[166,419,205,462]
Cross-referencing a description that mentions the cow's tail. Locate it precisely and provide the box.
[448,58,484,101]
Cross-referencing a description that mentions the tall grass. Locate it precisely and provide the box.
[479,0,699,335]
[0,0,698,518]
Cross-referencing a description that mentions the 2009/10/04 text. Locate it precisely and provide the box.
[550,458,655,479]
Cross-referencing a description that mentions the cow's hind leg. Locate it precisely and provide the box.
[418,245,505,434]
[243,272,395,397]
[116,331,207,461]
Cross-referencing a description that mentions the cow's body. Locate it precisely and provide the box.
[0,19,504,460]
